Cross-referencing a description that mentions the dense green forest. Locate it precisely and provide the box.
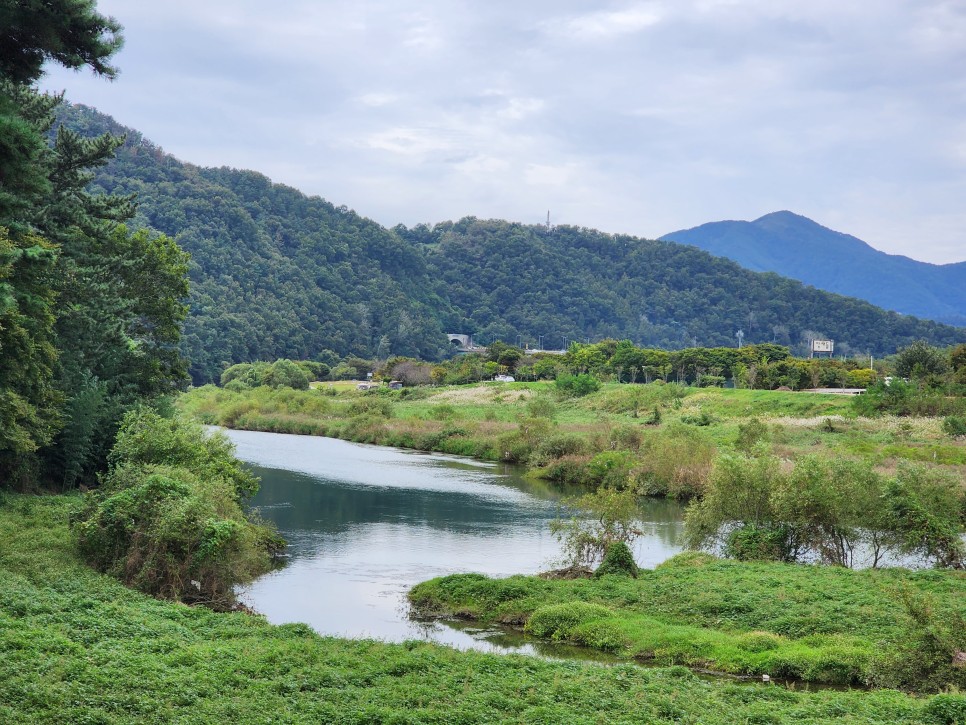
[0,4,189,489]
[57,105,966,384]
[1,0,280,604]
[56,104,455,383]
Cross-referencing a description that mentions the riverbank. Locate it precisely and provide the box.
[177,382,966,500]
[1,493,963,723]
[409,558,966,691]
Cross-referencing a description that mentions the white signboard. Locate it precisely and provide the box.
[811,339,834,353]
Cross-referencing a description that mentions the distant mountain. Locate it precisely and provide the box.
[57,106,966,382]
[661,211,966,327]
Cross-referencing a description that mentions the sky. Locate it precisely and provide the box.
[41,1,966,264]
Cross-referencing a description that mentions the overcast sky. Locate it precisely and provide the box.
[41,1,966,264]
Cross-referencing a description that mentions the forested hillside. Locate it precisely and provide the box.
[57,105,454,382]
[663,211,966,327]
[418,219,965,356]
[59,106,966,382]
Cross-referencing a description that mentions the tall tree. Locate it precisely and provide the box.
[2,1,190,487]
[0,0,122,84]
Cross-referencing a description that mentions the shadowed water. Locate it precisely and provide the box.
[226,429,685,654]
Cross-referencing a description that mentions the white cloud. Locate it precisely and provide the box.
[36,0,966,264]
[545,4,664,40]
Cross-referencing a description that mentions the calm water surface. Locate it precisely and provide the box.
[226,429,685,655]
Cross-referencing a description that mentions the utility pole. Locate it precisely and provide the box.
[736,329,744,349]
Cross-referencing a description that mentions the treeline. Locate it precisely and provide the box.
[235,339,966,395]
[0,2,278,608]
[56,107,966,383]
[0,4,188,490]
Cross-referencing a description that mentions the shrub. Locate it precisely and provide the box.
[496,417,551,464]
[525,601,614,639]
[554,374,602,398]
[941,415,966,437]
[526,395,557,419]
[220,360,310,390]
[106,407,258,500]
[346,397,394,418]
[680,410,715,426]
[687,454,966,569]
[595,541,639,578]
[586,451,636,489]
[637,425,716,498]
[542,455,591,485]
[608,424,643,451]
[536,434,589,463]
[725,523,797,562]
[429,403,457,420]
[735,418,770,454]
[697,374,726,388]
[550,487,642,568]
[74,410,281,608]
[923,695,966,725]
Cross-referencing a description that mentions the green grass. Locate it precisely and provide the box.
[178,382,966,498]
[409,556,966,690]
[1,494,965,723]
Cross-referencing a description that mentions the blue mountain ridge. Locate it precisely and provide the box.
[661,211,966,327]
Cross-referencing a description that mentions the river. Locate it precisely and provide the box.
[226,428,685,655]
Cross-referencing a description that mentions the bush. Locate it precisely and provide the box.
[941,415,966,437]
[735,418,769,454]
[636,425,716,498]
[429,403,458,420]
[220,359,310,390]
[608,424,643,451]
[554,374,602,398]
[74,410,281,608]
[725,523,797,562]
[586,451,636,489]
[106,407,258,500]
[536,434,589,463]
[346,397,394,418]
[923,695,966,725]
[525,395,557,419]
[595,541,639,578]
[687,454,966,569]
[550,487,642,568]
[680,410,715,426]
[542,455,591,485]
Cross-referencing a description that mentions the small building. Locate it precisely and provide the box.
[494,375,515,383]
[388,380,403,390]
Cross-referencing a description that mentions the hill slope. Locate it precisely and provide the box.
[412,218,964,357]
[58,105,455,382]
[58,106,966,381]
[662,211,966,326]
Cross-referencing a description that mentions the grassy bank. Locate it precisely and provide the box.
[2,494,965,723]
[409,557,966,692]
[178,382,966,499]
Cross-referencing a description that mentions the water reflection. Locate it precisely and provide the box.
[226,429,685,652]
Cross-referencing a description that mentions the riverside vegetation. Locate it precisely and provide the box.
[6,497,966,724]
[177,348,966,700]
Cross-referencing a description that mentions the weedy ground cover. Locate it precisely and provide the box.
[179,383,966,496]
[410,555,966,691]
[1,495,964,724]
